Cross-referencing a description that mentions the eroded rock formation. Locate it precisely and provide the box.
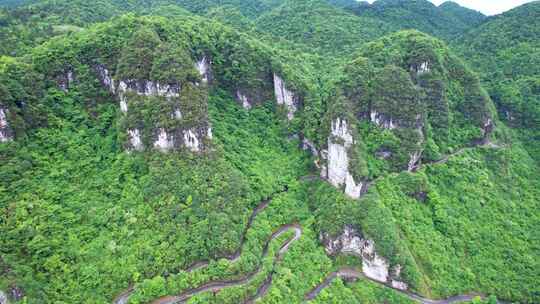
[95,65,211,153]
[0,106,13,142]
[325,118,365,199]
[273,73,297,120]
[321,226,407,290]
[236,90,252,110]
[0,290,7,304]
[196,57,211,84]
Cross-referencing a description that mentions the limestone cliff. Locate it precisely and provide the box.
[321,226,408,290]
[0,105,13,142]
[324,118,365,199]
[95,65,211,153]
[273,73,298,120]
[0,290,7,304]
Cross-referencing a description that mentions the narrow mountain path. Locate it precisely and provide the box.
[112,188,292,304]
[304,268,509,304]
[112,143,508,304]
[150,224,302,304]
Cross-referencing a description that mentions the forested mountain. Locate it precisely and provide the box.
[346,0,486,40]
[0,1,538,304]
[455,1,540,160]
[253,0,391,56]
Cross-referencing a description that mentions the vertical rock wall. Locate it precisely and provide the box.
[326,118,364,199]
[0,290,8,304]
[95,65,210,153]
[0,106,13,142]
[196,57,211,84]
[273,73,297,120]
[321,226,408,290]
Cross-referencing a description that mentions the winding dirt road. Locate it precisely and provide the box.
[150,224,302,304]
[112,142,508,304]
[112,190,297,304]
[305,268,509,304]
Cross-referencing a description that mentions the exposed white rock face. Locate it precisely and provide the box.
[326,118,363,199]
[391,265,408,290]
[119,99,128,113]
[411,61,430,75]
[96,65,180,113]
[117,80,180,99]
[236,91,252,109]
[320,149,328,178]
[345,174,364,198]
[68,71,74,84]
[127,129,143,151]
[273,74,297,120]
[96,65,116,93]
[418,62,430,74]
[174,109,183,119]
[482,118,494,137]
[183,129,201,152]
[0,107,13,142]
[0,290,8,304]
[153,128,174,151]
[408,150,422,172]
[196,57,211,84]
[370,111,397,130]
[95,65,210,153]
[321,226,407,288]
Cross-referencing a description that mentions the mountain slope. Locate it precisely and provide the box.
[455,1,540,160]
[254,0,391,56]
[0,1,538,304]
[346,0,486,41]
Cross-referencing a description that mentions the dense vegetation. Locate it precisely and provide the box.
[345,0,486,41]
[454,1,540,162]
[0,0,538,303]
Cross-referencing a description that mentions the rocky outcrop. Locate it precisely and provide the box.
[273,74,298,120]
[370,111,397,130]
[153,128,174,151]
[127,129,143,151]
[236,90,252,110]
[321,226,407,290]
[408,150,423,172]
[325,118,365,199]
[95,65,210,153]
[196,57,211,84]
[410,61,431,76]
[96,65,116,93]
[183,129,202,152]
[0,290,7,304]
[0,106,13,142]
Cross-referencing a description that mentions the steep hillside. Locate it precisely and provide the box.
[254,0,391,56]
[455,1,540,160]
[346,0,486,41]
[0,14,314,302]
[0,1,538,304]
[305,30,497,198]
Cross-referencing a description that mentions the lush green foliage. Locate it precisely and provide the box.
[0,1,538,304]
[254,0,390,56]
[346,0,486,41]
[455,2,540,162]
